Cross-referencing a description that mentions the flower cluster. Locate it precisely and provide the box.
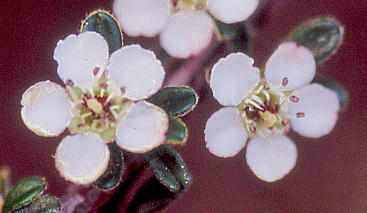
[205,42,340,182]
[21,31,170,184]
[113,0,259,58]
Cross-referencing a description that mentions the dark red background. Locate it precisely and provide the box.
[0,0,366,212]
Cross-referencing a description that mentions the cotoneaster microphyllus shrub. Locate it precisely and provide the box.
[21,31,173,185]
[113,0,259,58]
[205,42,340,182]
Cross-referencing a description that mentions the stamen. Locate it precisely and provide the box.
[120,87,126,95]
[281,120,288,127]
[92,67,100,76]
[249,126,257,133]
[245,99,264,111]
[263,85,270,90]
[250,95,264,106]
[100,83,108,89]
[274,103,280,112]
[290,96,300,102]
[66,79,74,87]
[296,112,305,118]
[282,77,289,86]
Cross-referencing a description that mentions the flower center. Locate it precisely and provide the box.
[66,76,132,142]
[172,0,207,11]
[237,82,293,137]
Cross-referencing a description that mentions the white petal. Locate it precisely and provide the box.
[288,83,340,138]
[113,0,170,37]
[109,45,165,100]
[205,107,248,158]
[265,42,316,89]
[21,81,71,137]
[53,32,109,84]
[210,53,260,106]
[116,101,168,153]
[246,135,297,182]
[208,0,259,24]
[55,134,110,185]
[160,10,213,58]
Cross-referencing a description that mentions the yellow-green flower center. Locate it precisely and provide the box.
[173,0,207,11]
[237,82,293,137]
[66,77,132,142]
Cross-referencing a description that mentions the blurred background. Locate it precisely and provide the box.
[0,0,366,212]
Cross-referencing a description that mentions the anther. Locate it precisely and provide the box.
[263,85,270,90]
[66,79,74,87]
[281,120,288,127]
[296,112,305,118]
[249,126,257,133]
[282,77,289,86]
[92,67,100,76]
[290,96,300,102]
[120,87,126,95]
[274,103,280,112]
[100,83,108,89]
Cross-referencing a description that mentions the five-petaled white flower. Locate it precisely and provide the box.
[205,42,340,182]
[21,31,169,185]
[113,0,259,58]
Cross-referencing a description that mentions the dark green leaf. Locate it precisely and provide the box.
[14,195,61,213]
[4,176,46,213]
[127,177,183,213]
[290,17,344,63]
[0,166,11,198]
[144,145,192,193]
[312,76,348,111]
[214,20,251,53]
[93,143,125,190]
[81,10,123,54]
[147,87,198,117]
[166,117,188,145]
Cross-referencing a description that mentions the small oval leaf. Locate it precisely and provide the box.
[167,117,188,145]
[312,76,348,111]
[93,143,125,190]
[147,87,198,117]
[214,20,251,53]
[81,10,123,54]
[144,145,192,193]
[14,195,61,213]
[126,177,183,213]
[290,17,344,63]
[4,176,46,213]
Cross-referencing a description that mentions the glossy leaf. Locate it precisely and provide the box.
[81,10,123,54]
[0,167,11,198]
[4,176,46,213]
[93,143,125,190]
[147,87,198,117]
[312,76,348,111]
[290,17,344,63]
[214,20,251,53]
[126,177,183,213]
[14,195,61,213]
[144,145,192,193]
[166,117,188,145]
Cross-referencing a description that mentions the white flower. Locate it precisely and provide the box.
[113,0,259,58]
[21,31,169,184]
[205,42,340,182]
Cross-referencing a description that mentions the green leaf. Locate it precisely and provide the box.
[0,166,11,198]
[81,10,123,54]
[93,143,125,190]
[147,87,198,117]
[14,195,61,213]
[4,176,46,213]
[312,76,348,111]
[290,17,344,63]
[166,117,188,145]
[144,145,192,193]
[214,20,251,53]
[126,177,183,213]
